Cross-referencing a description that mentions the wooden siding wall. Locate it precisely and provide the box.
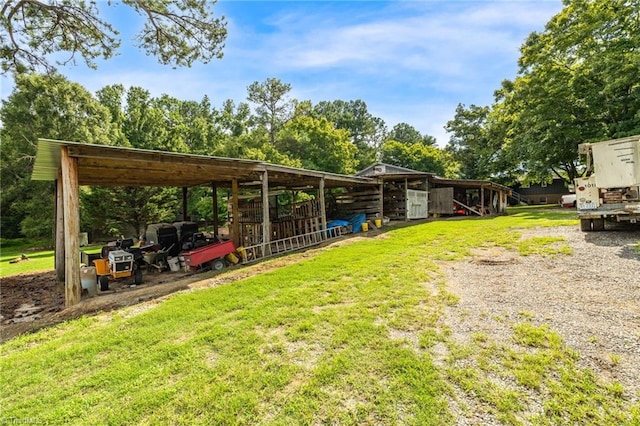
[383,183,406,220]
[430,187,454,215]
[235,198,323,246]
[333,187,382,219]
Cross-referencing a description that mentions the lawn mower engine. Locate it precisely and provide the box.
[95,248,143,291]
[108,250,134,279]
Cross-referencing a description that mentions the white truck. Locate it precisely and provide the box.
[575,135,640,231]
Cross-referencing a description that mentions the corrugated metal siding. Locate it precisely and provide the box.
[31,139,64,180]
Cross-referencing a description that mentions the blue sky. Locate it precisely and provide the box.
[1,0,563,146]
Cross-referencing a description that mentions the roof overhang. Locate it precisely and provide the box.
[32,139,381,189]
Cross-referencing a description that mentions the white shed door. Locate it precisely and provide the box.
[406,189,429,219]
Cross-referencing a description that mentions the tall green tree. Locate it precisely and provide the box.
[0,73,115,239]
[121,87,167,150]
[95,84,128,146]
[497,0,640,182]
[445,103,515,181]
[246,78,293,146]
[213,99,252,138]
[1,0,227,74]
[184,95,221,155]
[312,99,386,170]
[150,94,220,154]
[279,106,357,174]
[381,140,457,178]
[82,186,179,239]
[389,122,436,146]
[84,85,202,238]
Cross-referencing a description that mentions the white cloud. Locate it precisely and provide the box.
[1,0,564,153]
[259,1,559,78]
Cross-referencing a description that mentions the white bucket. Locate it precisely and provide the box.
[178,255,188,272]
[168,257,180,272]
[80,266,97,297]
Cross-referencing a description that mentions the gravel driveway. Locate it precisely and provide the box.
[442,224,640,422]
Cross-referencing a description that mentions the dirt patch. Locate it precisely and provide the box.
[0,271,64,324]
[0,268,203,342]
[442,225,640,424]
[469,247,519,265]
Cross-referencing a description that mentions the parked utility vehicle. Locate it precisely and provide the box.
[559,194,576,208]
[93,250,143,290]
[575,135,640,231]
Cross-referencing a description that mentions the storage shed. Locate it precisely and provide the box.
[356,163,432,220]
[356,163,512,219]
[31,139,383,307]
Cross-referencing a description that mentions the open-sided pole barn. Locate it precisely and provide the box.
[357,163,511,219]
[428,177,511,217]
[31,139,382,307]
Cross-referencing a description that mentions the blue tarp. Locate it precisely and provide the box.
[341,213,367,233]
[327,213,367,233]
[327,219,350,229]
[326,219,350,237]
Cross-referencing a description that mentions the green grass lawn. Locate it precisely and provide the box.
[0,239,102,278]
[1,209,638,425]
[0,240,102,278]
[0,239,55,277]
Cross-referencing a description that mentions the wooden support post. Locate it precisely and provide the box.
[319,177,327,239]
[261,171,271,250]
[425,178,430,217]
[61,147,81,307]
[379,182,384,221]
[182,187,188,221]
[55,174,65,283]
[291,190,297,235]
[480,186,485,216]
[404,178,409,221]
[231,178,240,247]
[211,183,219,236]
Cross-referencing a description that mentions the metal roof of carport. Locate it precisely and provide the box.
[32,139,381,188]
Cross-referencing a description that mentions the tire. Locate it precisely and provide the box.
[134,268,143,285]
[98,275,109,291]
[580,219,592,232]
[592,217,605,232]
[211,259,226,271]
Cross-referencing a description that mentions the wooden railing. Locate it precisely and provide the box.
[509,191,531,205]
